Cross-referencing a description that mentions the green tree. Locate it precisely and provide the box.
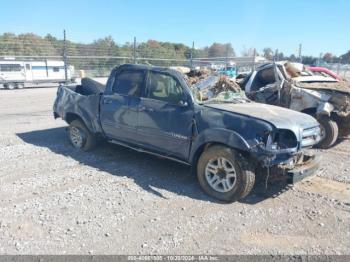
[323,52,333,63]
[208,43,235,57]
[262,47,273,60]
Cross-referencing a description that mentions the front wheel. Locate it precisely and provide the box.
[317,116,339,149]
[197,145,255,202]
[68,119,97,151]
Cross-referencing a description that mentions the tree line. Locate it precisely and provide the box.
[261,47,350,65]
[0,33,236,59]
[0,32,349,68]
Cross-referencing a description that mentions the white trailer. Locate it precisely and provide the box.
[0,60,75,89]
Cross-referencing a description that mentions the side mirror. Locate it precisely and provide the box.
[178,100,188,107]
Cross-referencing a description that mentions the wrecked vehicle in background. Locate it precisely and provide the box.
[242,62,350,148]
[218,64,237,79]
[54,64,321,202]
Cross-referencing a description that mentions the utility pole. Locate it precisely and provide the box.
[133,37,137,64]
[318,53,323,66]
[274,49,279,61]
[252,48,256,71]
[225,45,229,68]
[63,30,68,83]
[298,43,302,63]
[190,41,194,69]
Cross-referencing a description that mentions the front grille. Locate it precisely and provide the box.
[301,126,321,148]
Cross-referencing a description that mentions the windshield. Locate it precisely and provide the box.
[202,90,250,104]
[186,73,249,104]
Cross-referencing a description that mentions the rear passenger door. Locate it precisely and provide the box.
[100,69,145,143]
[137,71,193,160]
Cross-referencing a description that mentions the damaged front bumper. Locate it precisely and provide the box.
[253,148,321,184]
[284,152,321,183]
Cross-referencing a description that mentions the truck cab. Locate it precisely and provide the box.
[100,65,194,161]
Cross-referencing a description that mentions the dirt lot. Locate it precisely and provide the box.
[0,88,349,255]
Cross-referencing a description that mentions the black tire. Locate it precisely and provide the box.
[16,83,24,89]
[76,77,105,95]
[68,119,96,151]
[6,83,15,90]
[317,116,339,149]
[197,145,255,202]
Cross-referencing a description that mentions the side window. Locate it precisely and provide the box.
[26,64,31,70]
[0,64,22,72]
[146,72,184,104]
[112,70,144,96]
[53,67,60,72]
[250,67,276,92]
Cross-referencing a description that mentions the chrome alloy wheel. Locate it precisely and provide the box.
[205,157,237,193]
[69,126,84,148]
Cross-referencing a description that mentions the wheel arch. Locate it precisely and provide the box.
[189,129,251,169]
[301,107,317,116]
[64,112,93,132]
[301,107,338,120]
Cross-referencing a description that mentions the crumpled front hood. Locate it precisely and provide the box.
[295,79,350,95]
[204,102,319,136]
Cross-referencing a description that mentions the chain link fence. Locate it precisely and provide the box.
[1,33,348,82]
[322,63,350,81]
[0,34,264,80]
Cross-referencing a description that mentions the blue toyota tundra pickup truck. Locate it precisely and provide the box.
[54,64,321,202]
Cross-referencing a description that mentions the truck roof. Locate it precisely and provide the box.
[114,64,191,92]
[116,63,180,74]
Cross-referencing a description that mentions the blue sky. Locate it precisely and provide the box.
[0,0,349,56]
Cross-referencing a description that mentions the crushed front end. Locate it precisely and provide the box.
[250,125,322,184]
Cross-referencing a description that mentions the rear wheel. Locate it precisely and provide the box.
[6,83,15,90]
[16,83,24,89]
[317,116,339,148]
[197,145,255,202]
[68,119,96,151]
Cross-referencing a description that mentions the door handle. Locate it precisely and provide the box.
[139,106,154,112]
[103,99,113,104]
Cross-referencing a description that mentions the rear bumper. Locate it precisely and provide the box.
[286,153,321,184]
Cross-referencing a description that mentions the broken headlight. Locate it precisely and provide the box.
[264,129,298,151]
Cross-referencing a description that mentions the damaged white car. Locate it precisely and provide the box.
[242,62,350,148]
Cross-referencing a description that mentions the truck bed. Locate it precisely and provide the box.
[53,85,103,134]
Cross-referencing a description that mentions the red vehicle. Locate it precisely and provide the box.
[308,66,343,81]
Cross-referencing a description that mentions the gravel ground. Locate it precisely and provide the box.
[0,88,349,255]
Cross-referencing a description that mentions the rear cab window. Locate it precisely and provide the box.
[112,70,145,96]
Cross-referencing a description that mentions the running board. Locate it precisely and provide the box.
[109,139,190,166]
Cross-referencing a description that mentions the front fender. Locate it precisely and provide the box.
[316,102,334,116]
[189,128,250,164]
